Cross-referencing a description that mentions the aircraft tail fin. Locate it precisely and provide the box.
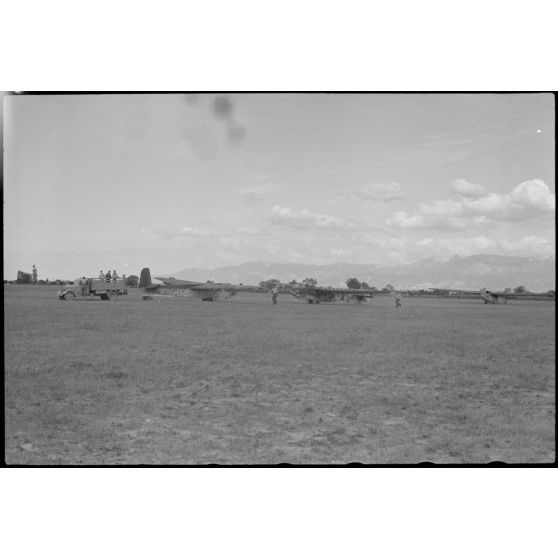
[139,267,152,289]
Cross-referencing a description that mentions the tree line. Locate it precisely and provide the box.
[255,277,554,296]
[258,277,393,292]
[6,271,140,287]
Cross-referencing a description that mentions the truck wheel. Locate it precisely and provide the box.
[63,291,75,301]
[106,290,118,301]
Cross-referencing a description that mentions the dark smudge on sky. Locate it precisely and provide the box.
[228,121,246,144]
[181,94,247,147]
[213,96,233,119]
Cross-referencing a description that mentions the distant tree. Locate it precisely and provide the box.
[138,268,152,288]
[303,277,317,286]
[206,279,215,283]
[346,278,362,289]
[361,281,370,289]
[514,285,527,294]
[547,290,555,297]
[383,283,394,293]
[432,289,447,296]
[259,278,281,291]
[128,274,140,287]
[16,270,32,284]
[289,279,298,285]
[504,287,512,293]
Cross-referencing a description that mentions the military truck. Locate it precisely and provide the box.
[58,277,128,301]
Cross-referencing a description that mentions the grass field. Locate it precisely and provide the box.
[4,284,555,464]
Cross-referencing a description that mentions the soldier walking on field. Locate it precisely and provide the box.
[395,292,402,309]
[271,285,279,305]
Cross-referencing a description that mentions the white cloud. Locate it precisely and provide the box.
[234,227,269,236]
[329,248,348,258]
[239,182,276,203]
[509,180,555,211]
[499,235,555,257]
[417,236,497,256]
[156,226,206,239]
[219,237,240,249]
[451,179,487,198]
[386,211,426,229]
[387,179,555,230]
[271,206,358,232]
[241,191,265,203]
[339,182,405,202]
[426,179,554,220]
[416,234,555,258]
[385,210,471,231]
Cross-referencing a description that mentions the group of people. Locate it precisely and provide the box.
[99,270,123,283]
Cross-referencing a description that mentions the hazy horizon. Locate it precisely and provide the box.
[4,93,555,280]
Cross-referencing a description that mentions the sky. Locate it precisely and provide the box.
[3,93,555,280]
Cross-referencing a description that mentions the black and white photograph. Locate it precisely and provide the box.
[3,92,555,465]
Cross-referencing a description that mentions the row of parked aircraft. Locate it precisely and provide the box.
[140,268,552,305]
[440,288,543,304]
[141,269,382,304]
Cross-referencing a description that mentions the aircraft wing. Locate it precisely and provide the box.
[154,277,204,288]
[435,288,554,301]
[436,288,511,296]
[154,277,264,292]
[189,282,265,293]
[313,287,377,297]
[143,283,164,292]
[485,291,554,300]
[282,283,385,295]
[281,284,381,302]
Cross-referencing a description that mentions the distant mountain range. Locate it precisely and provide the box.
[168,255,556,291]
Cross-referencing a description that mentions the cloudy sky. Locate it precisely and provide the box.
[4,93,555,279]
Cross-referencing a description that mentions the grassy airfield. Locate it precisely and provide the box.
[4,284,555,464]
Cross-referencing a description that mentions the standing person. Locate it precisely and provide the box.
[99,270,104,280]
[105,270,112,282]
[395,292,402,309]
[271,285,279,305]
[112,270,118,283]
[80,277,88,296]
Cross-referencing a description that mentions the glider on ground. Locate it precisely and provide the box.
[444,288,553,304]
[140,268,264,301]
[279,282,385,304]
